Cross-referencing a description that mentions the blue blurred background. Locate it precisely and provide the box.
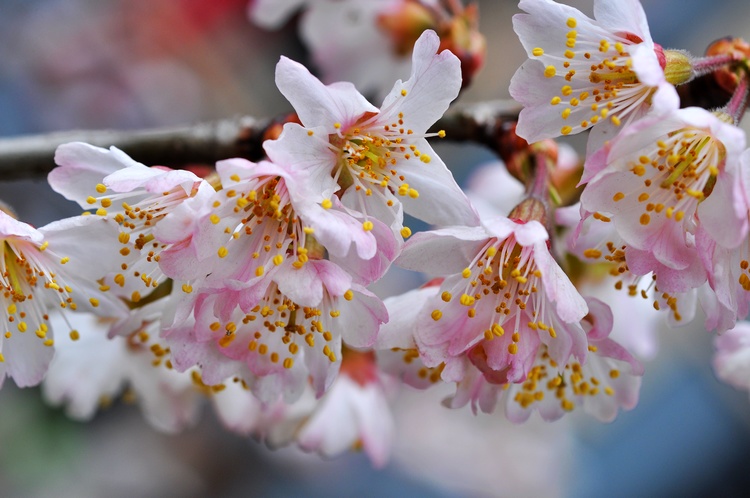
[2,0,750,496]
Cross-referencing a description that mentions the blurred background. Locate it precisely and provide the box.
[2,0,750,496]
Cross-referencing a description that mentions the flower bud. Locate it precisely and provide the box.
[662,49,693,85]
[438,4,486,89]
[377,2,436,56]
[705,37,750,94]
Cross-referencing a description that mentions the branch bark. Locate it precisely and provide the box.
[0,100,520,181]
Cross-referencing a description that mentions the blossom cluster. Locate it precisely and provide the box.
[3,0,750,468]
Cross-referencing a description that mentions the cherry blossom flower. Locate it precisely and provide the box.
[376,284,447,389]
[157,157,394,288]
[42,311,203,433]
[1,211,125,388]
[695,149,750,332]
[443,300,642,422]
[49,142,215,301]
[397,216,588,386]
[266,29,478,245]
[499,297,642,422]
[510,0,678,151]
[579,108,746,296]
[713,321,750,396]
[252,1,485,99]
[168,258,387,403]
[296,348,396,467]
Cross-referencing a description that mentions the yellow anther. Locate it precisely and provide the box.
[508,343,518,355]
[564,50,575,59]
[431,309,442,321]
[255,266,265,277]
[561,126,573,135]
[462,268,472,278]
[459,294,475,306]
[438,130,446,138]
[210,214,220,225]
[544,66,556,78]
[613,192,625,202]
[95,183,107,193]
[400,227,412,238]
[89,298,100,308]
[344,290,354,301]
[561,108,571,119]
[532,47,544,56]
[86,196,96,205]
[583,248,602,259]
[441,291,452,302]
[566,17,577,28]
[550,96,561,105]
[218,246,228,258]
[362,221,374,231]
[273,254,284,266]
[182,284,193,293]
[401,89,407,96]
[611,115,621,126]
[333,123,341,129]
[321,199,332,209]
[561,85,573,96]
[69,330,80,341]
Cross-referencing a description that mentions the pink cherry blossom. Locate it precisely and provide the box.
[0,211,126,388]
[397,217,588,385]
[377,284,449,389]
[50,142,215,299]
[446,298,642,422]
[296,349,396,467]
[510,0,678,152]
[579,108,746,296]
[42,311,203,433]
[713,321,750,396]
[266,29,478,244]
[157,157,394,288]
[168,258,387,403]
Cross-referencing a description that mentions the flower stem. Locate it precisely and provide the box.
[691,53,743,78]
[724,72,750,125]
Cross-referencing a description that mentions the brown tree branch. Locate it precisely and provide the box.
[0,101,520,181]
